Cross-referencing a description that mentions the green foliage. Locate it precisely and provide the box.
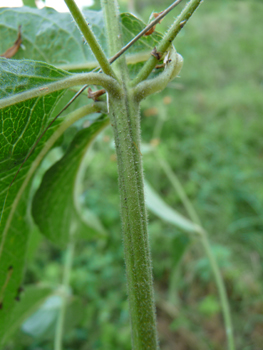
[1,285,52,345]
[32,117,109,247]
[0,7,166,345]
[0,7,162,72]
[1,0,262,349]
[22,294,83,339]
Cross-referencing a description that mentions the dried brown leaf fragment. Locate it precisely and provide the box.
[87,87,106,101]
[0,26,22,58]
[144,11,164,36]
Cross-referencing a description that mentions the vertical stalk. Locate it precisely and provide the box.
[54,241,75,350]
[101,0,159,348]
[201,233,235,350]
[109,94,159,350]
[156,154,235,350]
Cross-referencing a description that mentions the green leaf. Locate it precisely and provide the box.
[120,12,163,55]
[0,58,71,170]
[22,294,84,340]
[0,59,73,343]
[0,8,162,72]
[171,234,190,268]
[0,7,101,69]
[22,0,37,8]
[144,181,202,234]
[1,285,52,345]
[32,117,109,248]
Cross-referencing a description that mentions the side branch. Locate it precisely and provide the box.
[107,0,184,65]
[64,0,116,78]
[133,47,183,101]
[130,0,203,87]
[0,72,120,109]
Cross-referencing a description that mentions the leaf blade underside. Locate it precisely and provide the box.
[32,116,109,247]
[0,59,74,342]
[0,8,163,73]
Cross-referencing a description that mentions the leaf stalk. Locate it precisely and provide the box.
[101,0,159,348]
[130,0,203,87]
[64,0,116,78]
[156,153,235,350]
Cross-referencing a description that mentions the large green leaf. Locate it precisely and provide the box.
[0,5,164,343]
[0,7,163,72]
[32,116,109,247]
[0,58,71,170]
[0,58,77,341]
[1,285,52,345]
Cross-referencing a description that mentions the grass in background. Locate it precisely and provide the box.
[8,1,263,349]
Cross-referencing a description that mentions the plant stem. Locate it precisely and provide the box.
[0,72,119,109]
[64,0,116,78]
[107,0,183,66]
[110,94,159,350]
[201,232,235,350]
[130,0,203,87]
[156,153,235,350]
[134,48,183,101]
[54,241,75,350]
[101,0,159,348]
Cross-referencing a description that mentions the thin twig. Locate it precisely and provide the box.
[52,0,184,110]
[108,0,184,65]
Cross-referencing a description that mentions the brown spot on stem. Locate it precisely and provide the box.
[39,87,49,92]
[151,47,162,61]
[180,20,187,28]
[155,63,165,69]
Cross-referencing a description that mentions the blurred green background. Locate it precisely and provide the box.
[5,0,263,349]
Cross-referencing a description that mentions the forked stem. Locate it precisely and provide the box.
[64,0,116,78]
[131,0,203,87]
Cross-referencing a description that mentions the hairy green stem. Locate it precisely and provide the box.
[134,48,183,101]
[107,0,183,67]
[64,0,116,78]
[130,0,203,87]
[54,241,75,350]
[101,0,128,75]
[0,72,119,109]
[156,153,235,350]
[110,94,158,350]
[101,0,158,348]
